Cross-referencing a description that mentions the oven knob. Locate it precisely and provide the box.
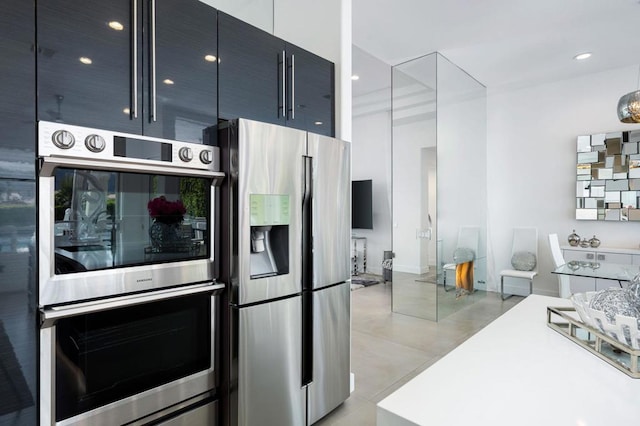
[199,150,212,164]
[178,147,193,162]
[85,134,106,153]
[51,130,75,149]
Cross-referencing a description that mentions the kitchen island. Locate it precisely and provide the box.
[377,295,640,425]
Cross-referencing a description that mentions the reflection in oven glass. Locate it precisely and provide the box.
[53,168,210,274]
[55,294,210,422]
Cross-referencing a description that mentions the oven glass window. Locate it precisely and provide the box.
[53,168,210,273]
[55,294,211,421]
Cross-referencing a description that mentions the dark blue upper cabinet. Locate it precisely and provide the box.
[218,12,335,137]
[145,0,218,143]
[284,43,335,137]
[37,1,140,134]
[0,0,36,180]
[218,12,287,128]
[37,0,217,144]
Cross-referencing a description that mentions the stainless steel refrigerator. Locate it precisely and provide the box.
[219,119,351,426]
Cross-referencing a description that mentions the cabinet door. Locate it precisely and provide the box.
[563,249,596,262]
[286,44,335,137]
[0,0,35,179]
[0,180,37,424]
[37,0,142,134]
[595,252,631,264]
[145,0,217,144]
[218,12,286,127]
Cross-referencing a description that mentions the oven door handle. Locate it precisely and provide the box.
[39,156,225,182]
[40,282,224,326]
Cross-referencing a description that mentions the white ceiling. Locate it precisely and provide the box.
[352,0,640,93]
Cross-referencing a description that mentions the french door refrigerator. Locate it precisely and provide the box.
[219,118,351,426]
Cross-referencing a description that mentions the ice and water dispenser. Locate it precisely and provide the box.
[249,194,290,278]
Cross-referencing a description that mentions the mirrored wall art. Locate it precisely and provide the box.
[576,130,640,221]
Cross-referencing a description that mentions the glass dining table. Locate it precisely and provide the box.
[552,260,640,285]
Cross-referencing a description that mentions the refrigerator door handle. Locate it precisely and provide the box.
[301,156,313,387]
[301,290,313,386]
[302,156,313,289]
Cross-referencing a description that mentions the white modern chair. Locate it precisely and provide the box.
[443,226,479,291]
[548,233,571,298]
[499,228,538,300]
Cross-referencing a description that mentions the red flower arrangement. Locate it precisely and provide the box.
[147,196,186,224]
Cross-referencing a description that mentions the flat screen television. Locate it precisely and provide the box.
[352,179,373,229]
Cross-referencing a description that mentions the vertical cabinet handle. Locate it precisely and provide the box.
[290,54,295,120]
[131,0,138,118]
[281,50,286,118]
[150,0,157,122]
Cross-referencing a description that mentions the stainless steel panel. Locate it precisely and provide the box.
[126,393,213,425]
[38,121,222,173]
[308,283,351,424]
[237,119,306,305]
[155,400,217,426]
[39,255,215,306]
[40,326,55,426]
[307,134,351,289]
[41,282,223,324]
[57,370,215,426]
[237,296,305,426]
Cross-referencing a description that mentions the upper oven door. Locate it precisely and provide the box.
[38,129,223,307]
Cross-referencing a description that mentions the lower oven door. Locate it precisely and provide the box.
[39,283,222,426]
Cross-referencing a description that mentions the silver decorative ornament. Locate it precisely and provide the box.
[617,89,640,123]
[568,229,580,246]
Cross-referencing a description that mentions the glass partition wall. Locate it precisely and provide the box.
[391,53,486,321]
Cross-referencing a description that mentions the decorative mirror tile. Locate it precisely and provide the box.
[576,130,640,221]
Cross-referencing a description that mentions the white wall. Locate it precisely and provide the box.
[488,64,640,296]
[203,0,274,31]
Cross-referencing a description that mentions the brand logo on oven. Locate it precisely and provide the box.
[136,277,153,283]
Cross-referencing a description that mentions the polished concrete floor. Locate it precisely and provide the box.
[316,282,523,425]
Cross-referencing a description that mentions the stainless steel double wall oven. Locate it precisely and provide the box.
[37,121,224,425]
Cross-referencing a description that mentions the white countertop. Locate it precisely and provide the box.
[377,295,640,426]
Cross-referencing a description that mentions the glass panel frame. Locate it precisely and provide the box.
[391,52,487,321]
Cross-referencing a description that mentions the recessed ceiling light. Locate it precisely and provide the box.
[351,75,360,81]
[79,57,92,65]
[574,52,592,61]
[108,21,124,31]
[163,79,175,85]
[204,54,217,62]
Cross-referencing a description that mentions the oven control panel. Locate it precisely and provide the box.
[38,121,220,172]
